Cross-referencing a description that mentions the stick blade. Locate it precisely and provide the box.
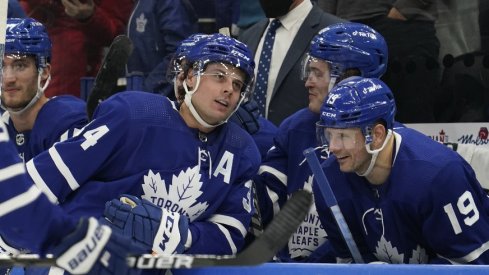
[86,35,133,120]
[210,189,313,266]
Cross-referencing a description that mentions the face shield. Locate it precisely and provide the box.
[182,60,255,128]
[301,54,346,92]
[316,125,362,151]
[1,54,50,114]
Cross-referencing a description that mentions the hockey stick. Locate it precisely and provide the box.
[86,35,133,120]
[303,147,364,263]
[0,190,312,269]
[0,0,8,89]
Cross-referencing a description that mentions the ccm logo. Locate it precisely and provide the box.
[321,112,336,118]
[158,215,175,252]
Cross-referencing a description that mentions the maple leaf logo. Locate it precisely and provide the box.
[288,175,327,258]
[409,245,429,263]
[374,236,404,263]
[142,167,209,222]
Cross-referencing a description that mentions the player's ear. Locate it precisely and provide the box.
[184,68,196,90]
[40,64,51,82]
[371,123,387,149]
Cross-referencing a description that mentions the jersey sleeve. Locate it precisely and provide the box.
[25,96,132,204]
[0,121,76,254]
[253,122,291,226]
[423,160,489,264]
[187,133,261,255]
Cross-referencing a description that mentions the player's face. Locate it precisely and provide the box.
[190,62,245,124]
[304,59,331,114]
[1,55,45,111]
[325,128,371,173]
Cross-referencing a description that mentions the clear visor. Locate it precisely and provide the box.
[194,60,255,100]
[301,54,345,81]
[2,54,33,75]
[316,124,362,150]
[166,55,186,83]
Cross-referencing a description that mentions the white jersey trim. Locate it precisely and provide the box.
[48,146,79,191]
[266,186,280,215]
[258,165,287,186]
[0,185,42,218]
[439,240,489,264]
[26,160,58,204]
[208,214,247,237]
[0,162,25,182]
[214,223,237,255]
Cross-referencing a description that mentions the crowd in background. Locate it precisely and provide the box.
[6,0,489,124]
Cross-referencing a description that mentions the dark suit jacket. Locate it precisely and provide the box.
[239,6,346,126]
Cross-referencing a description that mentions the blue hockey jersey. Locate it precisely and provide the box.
[0,119,76,254]
[314,127,489,264]
[254,108,331,262]
[1,95,87,162]
[26,91,261,256]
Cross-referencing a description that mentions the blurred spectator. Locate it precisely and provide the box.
[236,0,266,35]
[19,0,133,98]
[189,0,239,35]
[8,0,26,17]
[436,0,480,60]
[125,0,198,97]
[239,0,345,126]
[321,0,441,123]
[481,0,489,54]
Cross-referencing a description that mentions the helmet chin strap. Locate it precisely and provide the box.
[357,129,393,177]
[182,73,244,129]
[328,77,337,92]
[1,69,50,115]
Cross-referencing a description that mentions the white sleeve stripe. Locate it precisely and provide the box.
[208,214,247,237]
[0,185,42,218]
[266,187,281,215]
[439,240,489,264]
[48,146,79,191]
[214,223,237,255]
[26,161,58,204]
[0,163,25,182]
[258,165,287,186]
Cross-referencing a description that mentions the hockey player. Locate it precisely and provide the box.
[252,22,388,262]
[315,77,489,264]
[169,33,277,159]
[1,18,87,162]
[0,119,144,274]
[25,33,260,263]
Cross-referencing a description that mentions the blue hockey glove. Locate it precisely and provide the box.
[52,217,144,275]
[104,195,190,255]
[230,100,260,134]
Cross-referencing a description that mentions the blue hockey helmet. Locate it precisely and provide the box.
[308,22,387,78]
[167,33,210,81]
[176,33,210,60]
[318,77,396,135]
[186,33,255,95]
[5,18,52,68]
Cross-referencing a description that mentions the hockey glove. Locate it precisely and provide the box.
[52,217,144,275]
[229,100,260,135]
[104,195,190,255]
